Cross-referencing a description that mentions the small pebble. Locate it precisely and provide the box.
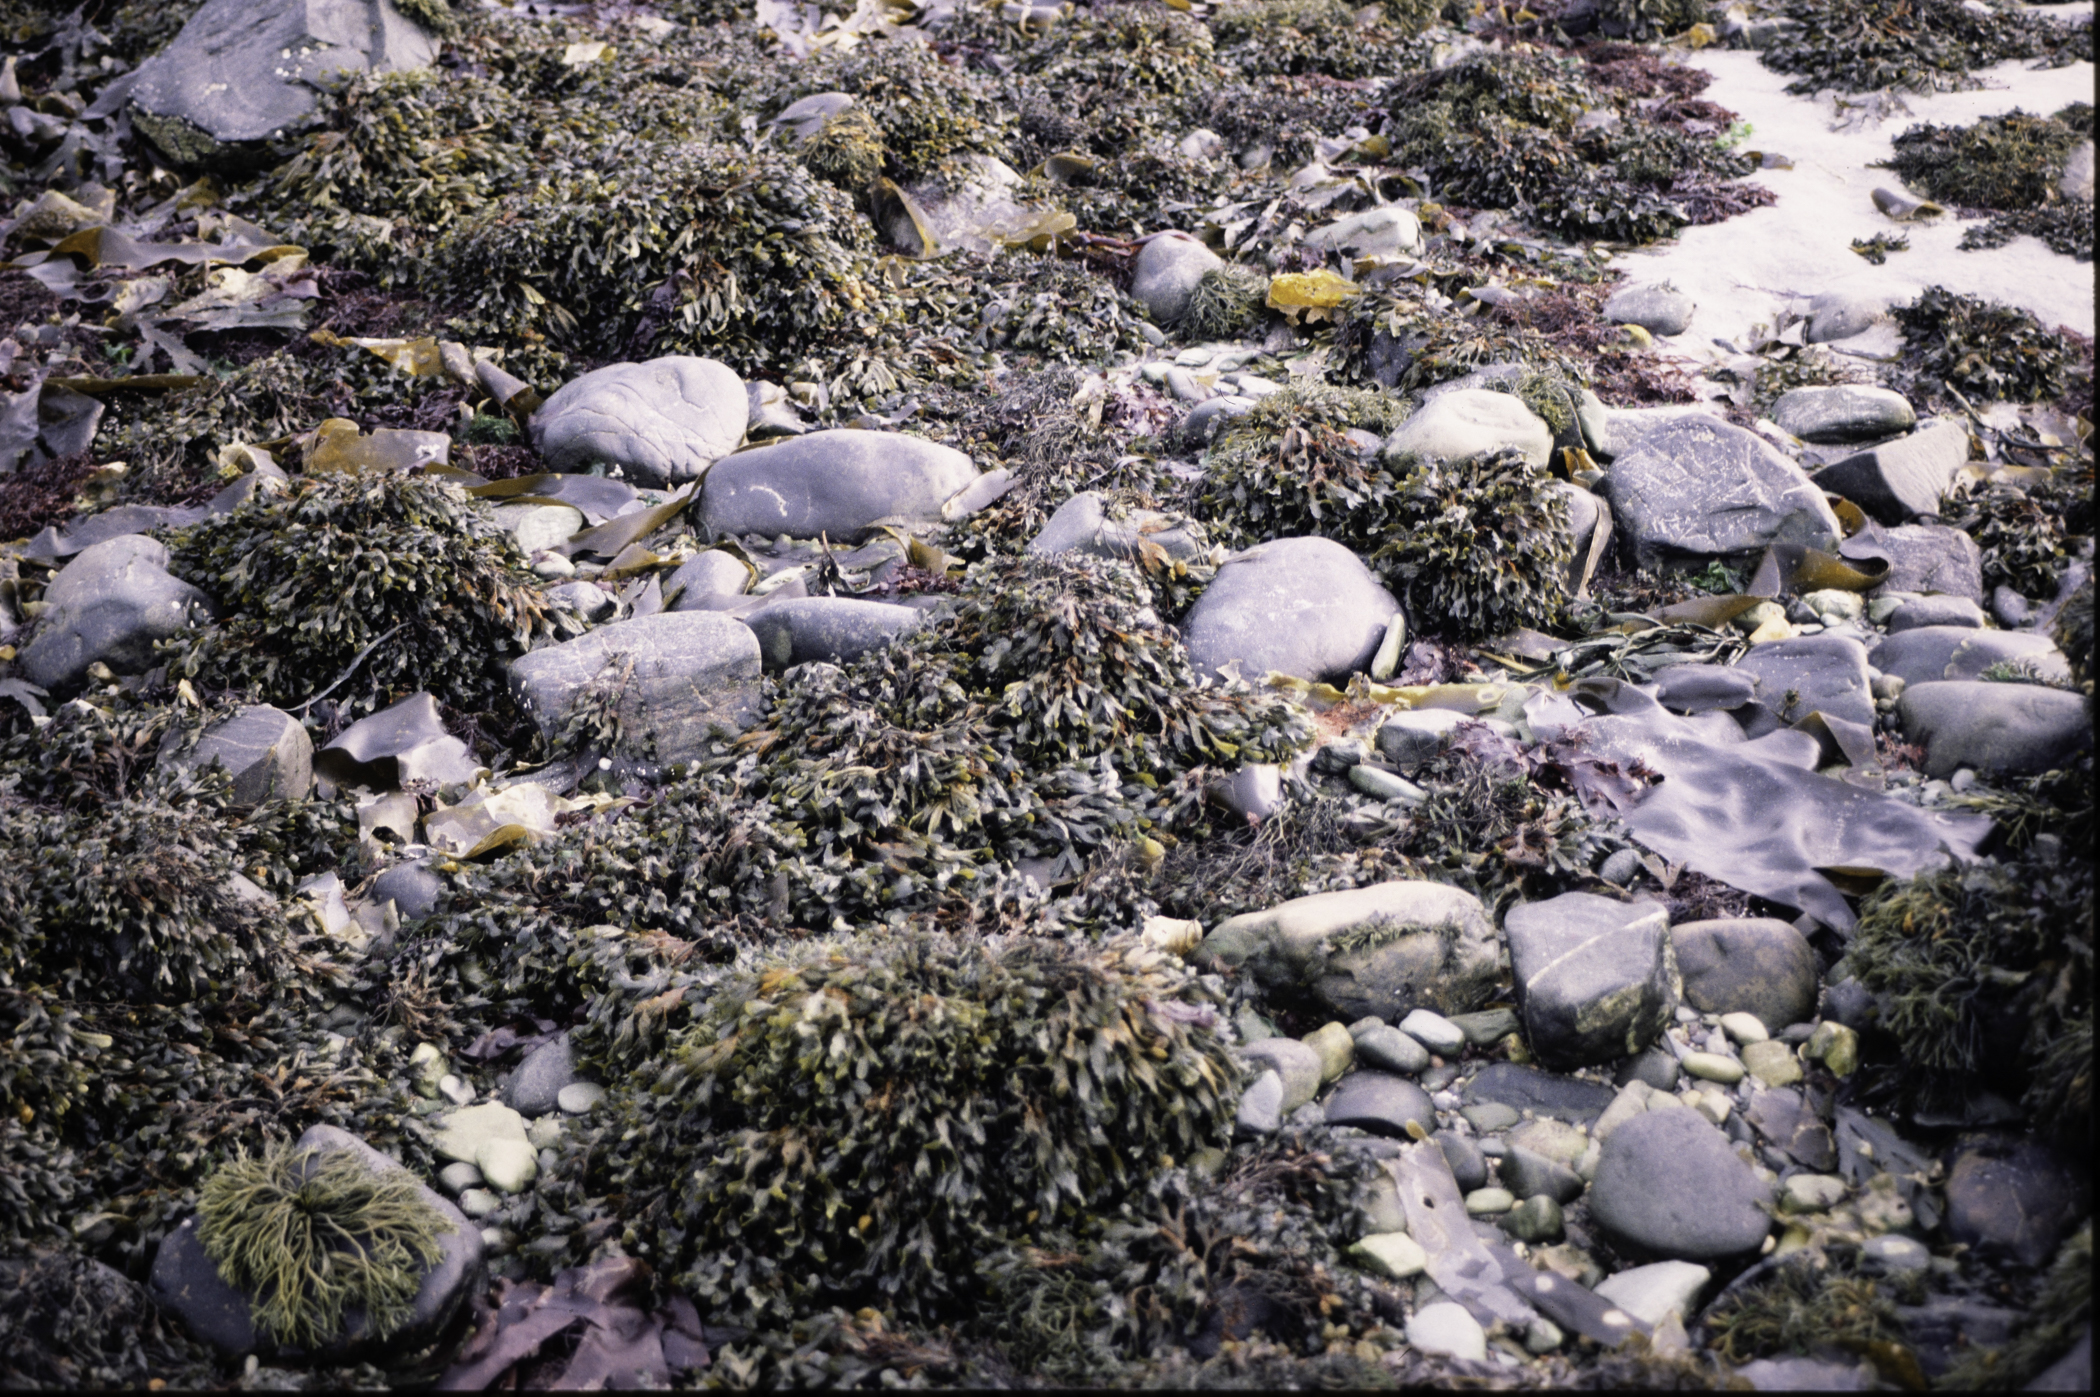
[437,1073,475,1106]
[479,1226,512,1257]
[1174,347,1212,367]
[437,1161,483,1195]
[1780,1173,1848,1214]
[1742,1040,1802,1087]
[557,1082,607,1115]
[1949,768,1978,794]
[1407,1301,1487,1362]
[1720,1013,1769,1046]
[458,1187,502,1219]
[1464,1187,1516,1215]
[1684,1051,1745,1085]
[1398,1009,1466,1056]
[1348,1232,1428,1280]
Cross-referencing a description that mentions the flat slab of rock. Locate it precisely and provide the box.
[1897,680,2094,778]
[1733,633,1875,727]
[1853,524,1983,601]
[1322,1072,1436,1138]
[741,595,924,671]
[21,534,214,693]
[1871,626,2071,686]
[1672,918,1817,1032]
[1182,535,1398,684]
[129,0,436,166]
[159,703,313,805]
[150,1124,481,1359]
[1504,893,1679,1069]
[1132,232,1222,326]
[1384,388,1554,469]
[1770,385,1915,444]
[1198,880,1500,1023]
[1810,419,1968,524]
[1460,1063,1618,1123]
[1603,283,1695,337]
[700,429,980,543]
[510,612,763,777]
[1607,418,1842,567]
[530,357,747,488]
[1587,1107,1773,1261]
[1884,594,1985,632]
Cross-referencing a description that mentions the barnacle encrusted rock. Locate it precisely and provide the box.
[699,429,982,543]
[1182,535,1399,683]
[530,357,750,487]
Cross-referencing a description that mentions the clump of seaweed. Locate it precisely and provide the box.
[784,36,1015,188]
[1195,384,1412,553]
[1940,1223,2092,1389]
[1940,477,2073,599]
[1375,446,1574,641]
[1597,0,1711,42]
[1210,0,1437,81]
[1756,0,2089,96]
[164,474,559,721]
[2056,577,2094,691]
[1882,107,2093,262]
[0,1249,221,1388]
[1180,264,1270,341]
[196,1142,448,1351]
[1704,1253,1906,1364]
[1891,286,2073,404]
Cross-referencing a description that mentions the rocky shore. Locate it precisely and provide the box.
[0,0,2091,1388]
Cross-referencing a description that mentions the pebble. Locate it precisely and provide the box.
[1348,1232,1428,1280]
[437,1161,483,1195]
[1397,1009,1466,1056]
[1594,1260,1711,1327]
[1237,1069,1284,1136]
[1500,1195,1565,1243]
[1804,1022,1859,1076]
[437,1073,475,1106]
[478,1138,539,1194]
[1780,1173,1848,1214]
[1353,1021,1431,1075]
[1174,347,1212,367]
[458,1187,502,1219]
[1719,1013,1770,1046]
[1407,1301,1487,1362]
[557,1082,606,1114]
[1302,1022,1356,1084]
[1461,1102,1520,1132]
[1741,1040,1802,1087]
[1349,763,1427,803]
[1464,1187,1515,1215]
[1683,1051,1745,1085]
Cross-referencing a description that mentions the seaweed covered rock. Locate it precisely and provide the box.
[699,429,981,543]
[165,475,557,720]
[19,534,215,695]
[530,357,748,487]
[1197,880,1502,1022]
[565,936,1240,1325]
[1182,536,1398,683]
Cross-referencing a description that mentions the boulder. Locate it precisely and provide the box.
[1587,1108,1774,1261]
[1132,232,1223,326]
[1942,1137,2087,1268]
[1606,418,1842,567]
[530,357,748,487]
[665,549,754,610]
[1769,385,1916,444]
[1182,536,1398,683]
[1884,594,1985,632]
[1384,388,1555,469]
[1028,491,1208,566]
[1198,880,1500,1023]
[1732,633,1875,726]
[159,703,313,805]
[129,0,437,170]
[699,429,980,543]
[1504,893,1679,1069]
[509,612,764,777]
[1897,680,2093,778]
[20,534,215,693]
[1672,918,1818,1031]
[741,596,924,671]
[149,1124,481,1359]
[1322,1072,1437,1138]
[1603,282,1695,337]
[1858,524,1984,601]
[1810,419,1969,524]
[1871,626,2071,687]
[1803,291,1891,344]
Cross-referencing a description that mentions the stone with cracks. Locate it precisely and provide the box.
[1504,893,1679,1069]
[1606,418,1842,567]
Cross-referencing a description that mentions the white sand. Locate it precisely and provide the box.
[1603,40,2096,363]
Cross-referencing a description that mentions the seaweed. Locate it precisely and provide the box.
[1757,0,2089,96]
[1940,477,2073,599]
[1704,1253,1906,1364]
[1882,108,2093,262]
[1373,446,1574,642]
[1180,263,1270,341]
[1940,1223,2093,1389]
[1891,285,2073,405]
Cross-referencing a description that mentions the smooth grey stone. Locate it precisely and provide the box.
[158,704,312,805]
[129,0,435,166]
[1500,1194,1566,1243]
[1177,394,1256,446]
[1599,847,1644,885]
[1857,524,1984,601]
[1461,1063,1618,1123]
[1384,388,1554,469]
[149,1124,481,1359]
[1301,204,1421,259]
[1437,1132,1489,1192]
[1810,418,1968,524]
[2063,139,2096,202]
[1603,282,1695,337]
[1653,665,1759,714]
[1353,1022,1431,1075]
[1615,1045,1682,1093]
[1349,763,1423,802]
[1885,594,1985,632]
[1606,418,1842,567]
[544,580,618,623]
[1162,366,1206,402]
[1594,1259,1710,1326]
[1199,880,1501,1024]
[1322,1072,1436,1139]
[1504,893,1679,1069]
[1587,1108,1773,1261]
[313,692,481,792]
[1898,680,2094,778]
[1449,1007,1522,1046]
[1804,290,1890,344]
[1131,232,1223,326]
[700,429,980,543]
[1672,918,1818,1032]
[1029,491,1208,566]
[1942,1137,2086,1268]
[1770,385,1915,444]
[502,1033,578,1118]
[741,595,923,671]
[1993,584,2034,627]
[1500,1145,1584,1205]
[531,357,747,488]
[509,612,764,778]
[437,1161,483,1195]
[1398,1008,1466,1055]
[1242,1038,1322,1113]
[21,534,215,694]
[768,91,856,142]
[370,859,443,921]
[1236,1069,1284,1136]
[1732,633,1875,726]
[1872,626,2071,686]
[664,549,753,610]
[1183,535,1398,684]
[1376,708,1466,772]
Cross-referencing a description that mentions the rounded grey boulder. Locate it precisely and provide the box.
[700,429,981,543]
[741,595,925,671]
[1603,282,1695,337]
[1505,893,1679,1069]
[21,534,215,694]
[1897,680,2094,778]
[1132,232,1223,326]
[1770,385,1916,444]
[531,356,748,487]
[1322,1072,1436,1138]
[158,703,313,806]
[1588,1108,1773,1261]
[1672,917,1818,1031]
[1384,389,1554,469]
[1182,536,1398,683]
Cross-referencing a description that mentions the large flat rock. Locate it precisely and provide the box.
[699,429,980,543]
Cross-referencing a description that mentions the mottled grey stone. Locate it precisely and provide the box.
[1770,385,1915,445]
[1603,282,1695,337]
[159,704,313,805]
[1376,709,1467,772]
[1183,536,1399,683]
[1803,291,1890,344]
[1943,1137,2087,1268]
[1438,1132,1488,1192]
[1384,388,1555,469]
[1131,232,1223,325]
[741,596,924,671]
[1607,418,1842,567]
[1236,1069,1285,1135]
[1353,1021,1432,1075]
[1810,419,1968,523]
[1671,918,1818,1032]
[1504,893,1679,1069]
[1322,1072,1437,1138]
[21,534,215,693]
[1732,633,1875,726]
[700,429,981,543]
[1897,680,2094,778]
[369,859,444,921]
[530,357,747,487]
[1858,524,1984,602]
[1587,1108,1773,1261]
[509,612,763,778]
[664,550,753,611]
